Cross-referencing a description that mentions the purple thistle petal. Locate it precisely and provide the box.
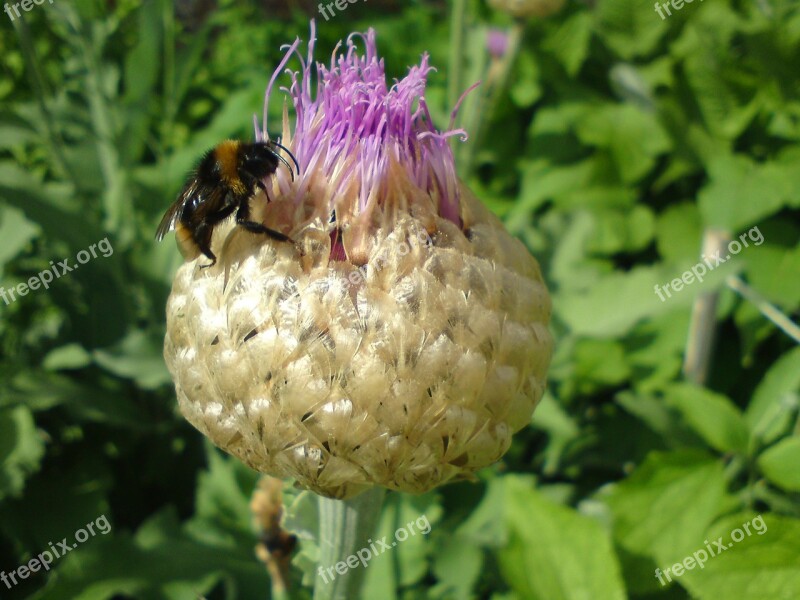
[256,23,476,228]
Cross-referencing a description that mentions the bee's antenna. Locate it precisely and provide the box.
[268,141,301,181]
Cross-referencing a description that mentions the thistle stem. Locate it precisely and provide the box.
[683,229,729,384]
[313,487,386,600]
[447,0,467,113]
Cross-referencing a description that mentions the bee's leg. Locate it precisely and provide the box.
[193,222,218,268]
[235,199,293,243]
[255,180,271,202]
[193,201,239,267]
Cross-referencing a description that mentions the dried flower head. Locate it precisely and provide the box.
[163,26,553,499]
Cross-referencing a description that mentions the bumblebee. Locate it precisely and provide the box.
[156,140,299,266]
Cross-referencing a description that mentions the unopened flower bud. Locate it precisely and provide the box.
[163,26,553,499]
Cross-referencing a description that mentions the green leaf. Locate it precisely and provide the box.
[603,450,729,565]
[594,0,668,59]
[42,343,92,370]
[542,12,593,77]
[31,508,269,600]
[92,330,172,390]
[698,155,798,230]
[193,443,258,534]
[498,477,626,600]
[0,406,45,500]
[573,339,632,390]
[744,244,800,308]
[0,206,39,267]
[587,205,655,255]
[679,513,800,600]
[530,392,581,475]
[575,104,671,183]
[615,391,696,448]
[757,437,800,492]
[556,261,726,338]
[746,346,800,441]
[431,533,483,600]
[655,202,703,263]
[673,4,762,140]
[362,491,441,594]
[664,383,750,454]
[511,158,596,221]
[509,51,541,108]
[5,371,150,427]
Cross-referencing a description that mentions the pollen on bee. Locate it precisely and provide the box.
[175,223,201,260]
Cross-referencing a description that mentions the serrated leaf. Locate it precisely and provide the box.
[698,155,798,230]
[575,104,671,183]
[603,451,729,565]
[594,0,668,59]
[679,513,800,600]
[542,12,593,77]
[556,261,726,338]
[498,477,626,600]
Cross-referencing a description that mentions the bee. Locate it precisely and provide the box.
[156,139,300,266]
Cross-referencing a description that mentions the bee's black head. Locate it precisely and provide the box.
[243,141,299,182]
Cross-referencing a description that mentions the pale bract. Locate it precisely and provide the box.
[163,26,553,499]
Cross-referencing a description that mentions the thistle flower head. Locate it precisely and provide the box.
[164,25,553,499]
[486,28,510,58]
[255,25,470,260]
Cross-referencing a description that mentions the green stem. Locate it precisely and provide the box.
[460,22,524,178]
[448,0,468,113]
[60,6,129,241]
[313,487,386,600]
[727,275,800,344]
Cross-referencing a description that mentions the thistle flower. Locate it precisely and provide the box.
[486,28,510,59]
[163,26,553,499]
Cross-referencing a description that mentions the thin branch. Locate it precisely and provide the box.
[727,276,800,344]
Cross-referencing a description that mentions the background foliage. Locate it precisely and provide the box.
[1,0,799,598]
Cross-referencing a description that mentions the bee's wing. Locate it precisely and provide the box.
[155,179,201,241]
[155,198,184,241]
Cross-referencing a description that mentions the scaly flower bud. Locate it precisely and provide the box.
[163,26,553,499]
